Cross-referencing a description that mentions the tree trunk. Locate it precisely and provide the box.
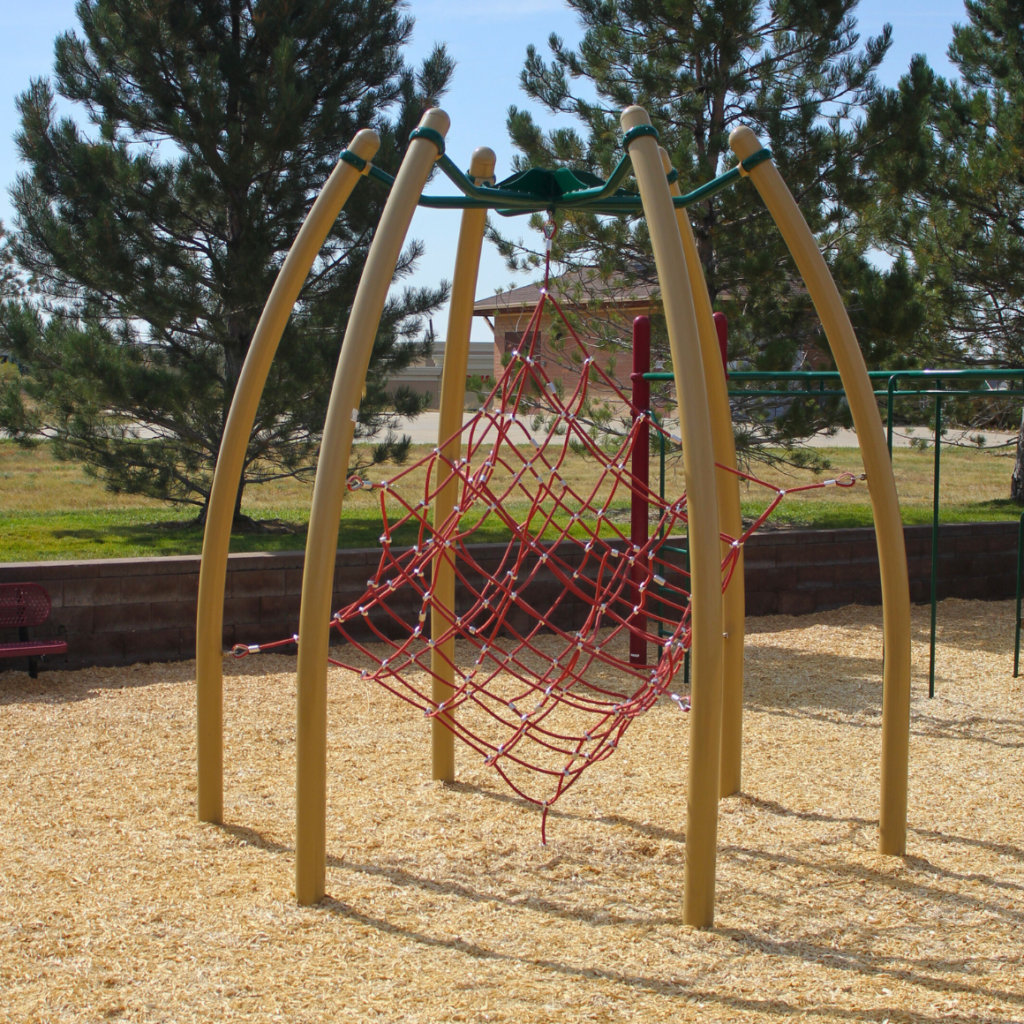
[234,478,246,523]
[1012,409,1024,502]
[193,478,246,527]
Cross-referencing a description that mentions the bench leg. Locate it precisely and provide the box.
[17,628,39,679]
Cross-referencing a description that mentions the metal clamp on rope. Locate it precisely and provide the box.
[542,217,557,254]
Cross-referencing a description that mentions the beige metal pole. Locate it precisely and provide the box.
[294,109,450,905]
[729,126,911,856]
[195,129,380,824]
[660,148,746,798]
[431,147,497,782]
[622,107,724,928]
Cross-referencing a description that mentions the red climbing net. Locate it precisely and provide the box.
[237,252,859,835]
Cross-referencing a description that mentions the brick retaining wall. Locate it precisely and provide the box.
[741,521,1017,617]
[0,521,1017,670]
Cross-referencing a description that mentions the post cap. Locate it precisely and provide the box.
[728,125,762,162]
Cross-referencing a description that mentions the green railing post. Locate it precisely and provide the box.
[929,390,942,698]
[1015,511,1024,678]
[886,375,898,457]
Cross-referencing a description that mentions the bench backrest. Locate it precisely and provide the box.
[0,583,53,629]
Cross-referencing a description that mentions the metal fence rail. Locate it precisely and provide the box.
[643,367,1024,695]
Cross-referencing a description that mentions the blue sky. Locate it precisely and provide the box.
[1,0,964,343]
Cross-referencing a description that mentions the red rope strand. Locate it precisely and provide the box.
[236,275,862,834]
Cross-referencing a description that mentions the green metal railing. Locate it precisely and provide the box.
[644,368,1024,695]
[881,371,1024,695]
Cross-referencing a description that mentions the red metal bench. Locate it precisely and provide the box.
[0,583,68,678]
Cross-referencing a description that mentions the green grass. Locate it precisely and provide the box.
[736,497,1024,532]
[0,506,516,563]
[0,503,660,562]
[3,497,1022,564]
[2,439,1022,562]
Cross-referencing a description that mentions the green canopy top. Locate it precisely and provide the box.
[339,123,771,218]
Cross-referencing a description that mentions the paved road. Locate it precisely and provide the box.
[370,411,1018,449]
[9,413,1012,449]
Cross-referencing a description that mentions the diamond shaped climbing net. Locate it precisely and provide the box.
[237,281,858,834]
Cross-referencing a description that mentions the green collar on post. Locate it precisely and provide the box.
[408,126,446,156]
[622,123,660,147]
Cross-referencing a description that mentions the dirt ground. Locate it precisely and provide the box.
[1,599,1022,1023]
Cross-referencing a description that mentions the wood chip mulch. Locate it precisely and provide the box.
[1,598,1022,1023]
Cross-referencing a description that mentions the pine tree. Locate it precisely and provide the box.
[492,0,924,458]
[0,226,23,305]
[866,1,1024,365]
[0,227,24,390]
[863,0,1024,495]
[0,0,453,523]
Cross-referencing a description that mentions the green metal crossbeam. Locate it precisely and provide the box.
[339,136,772,217]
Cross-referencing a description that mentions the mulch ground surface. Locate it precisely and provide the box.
[1,598,1022,1023]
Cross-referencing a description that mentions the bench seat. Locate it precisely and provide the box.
[0,639,68,659]
[0,583,67,677]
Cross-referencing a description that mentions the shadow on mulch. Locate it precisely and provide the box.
[216,813,1024,1023]
[0,658,197,706]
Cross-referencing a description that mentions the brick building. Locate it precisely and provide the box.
[472,277,658,401]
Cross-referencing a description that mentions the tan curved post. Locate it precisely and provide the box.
[729,126,911,856]
[294,109,451,905]
[431,147,497,782]
[660,148,746,798]
[195,129,380,824]
[623,107,724,928]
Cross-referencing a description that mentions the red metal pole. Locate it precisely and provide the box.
[713,311,728,378]
[629,316,651,667]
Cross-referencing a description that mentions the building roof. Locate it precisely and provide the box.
[416,340,493,368]
[473,274,657,317]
